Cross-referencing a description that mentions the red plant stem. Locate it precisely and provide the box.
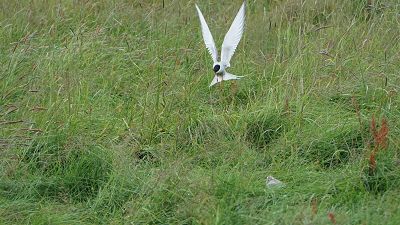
[328,212,336,224]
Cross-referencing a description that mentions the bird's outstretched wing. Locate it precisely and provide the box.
[195,4,218,63]
[221,1,246,68]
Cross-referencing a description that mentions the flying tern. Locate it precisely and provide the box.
[195,1,246,87]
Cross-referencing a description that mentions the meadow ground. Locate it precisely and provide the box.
[1,0,400,224]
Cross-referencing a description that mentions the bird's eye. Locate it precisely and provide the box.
[213,65,220,72]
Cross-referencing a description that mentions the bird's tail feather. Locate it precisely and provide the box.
[209,75,220,87]
[223,72,243,81]
[209,73,243,87]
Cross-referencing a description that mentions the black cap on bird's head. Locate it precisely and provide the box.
[213,64,220,73]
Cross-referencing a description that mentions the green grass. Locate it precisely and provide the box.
[1,0,400,224]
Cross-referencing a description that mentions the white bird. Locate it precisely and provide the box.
[195,1,246,87]
[266,176,285,188]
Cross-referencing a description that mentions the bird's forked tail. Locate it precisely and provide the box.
[209,72,243,87]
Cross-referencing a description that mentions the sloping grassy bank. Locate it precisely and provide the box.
[1,0,399,224]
